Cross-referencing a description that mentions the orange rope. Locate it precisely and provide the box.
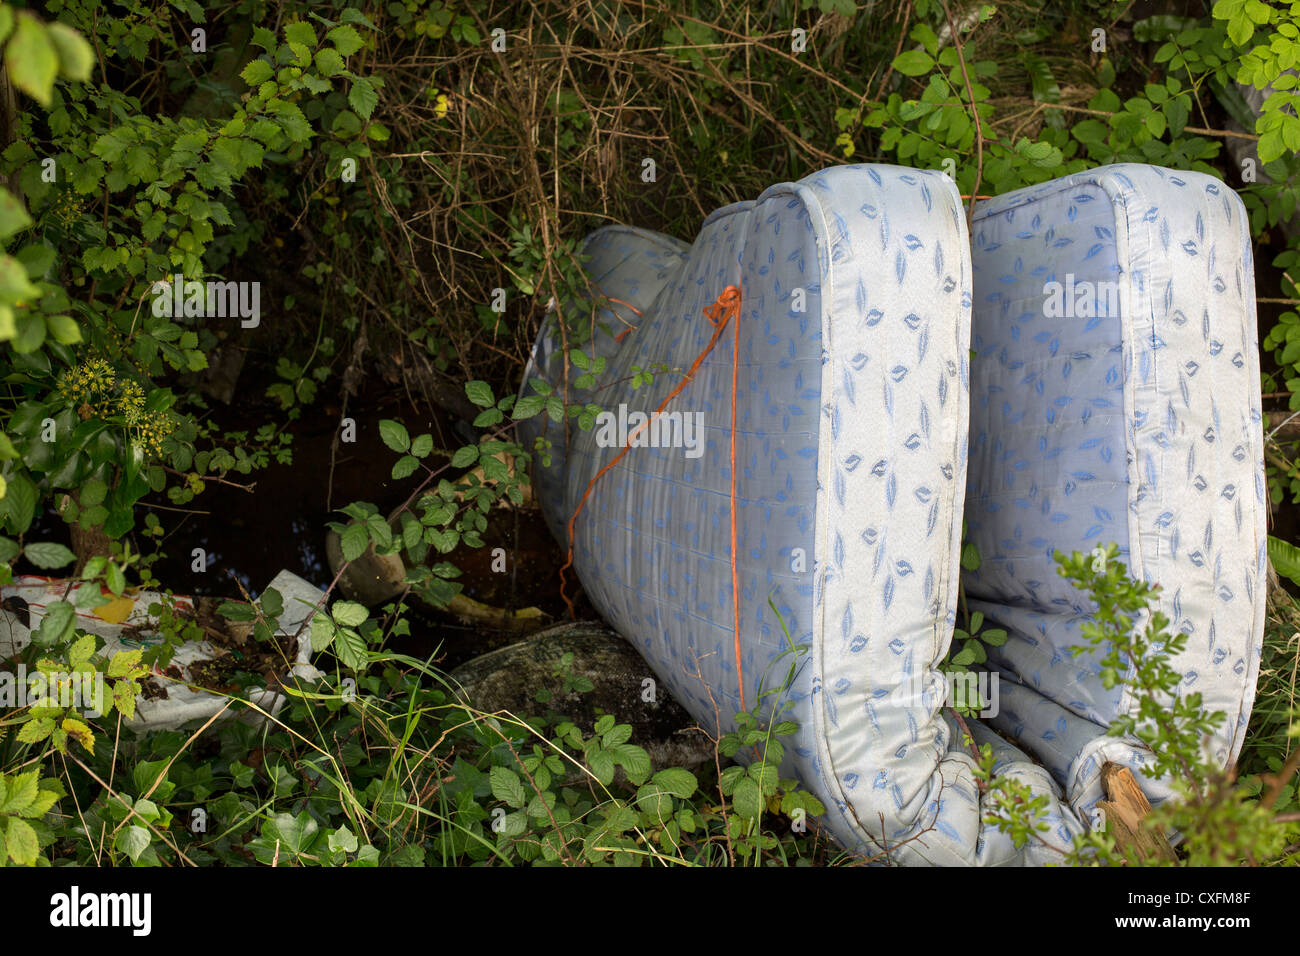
[727,288,744,711]
[559,284,747,709]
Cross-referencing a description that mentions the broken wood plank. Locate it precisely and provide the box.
[1097,761,1177,863]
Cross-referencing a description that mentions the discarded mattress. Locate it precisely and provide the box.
[964,164,1266,825]
[0,570,325,732]
[519,162,1264,865]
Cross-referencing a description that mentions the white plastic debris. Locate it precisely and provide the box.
[0,569,325,733]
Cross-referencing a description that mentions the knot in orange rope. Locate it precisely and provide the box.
[703,284,742,328]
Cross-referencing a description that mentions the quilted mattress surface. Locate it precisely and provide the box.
[517,162,1264,864]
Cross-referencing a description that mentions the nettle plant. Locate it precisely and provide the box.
[974,544,1299,865]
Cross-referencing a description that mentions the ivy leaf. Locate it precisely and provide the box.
[115,825,150,863]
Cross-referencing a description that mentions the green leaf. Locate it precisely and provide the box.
[334,626,367,671]
[106,648,142,678]
[46,23,94,82]
[951,647,977,667]
[217,600,255,622]
[6,15,58,107]
[340,522,368,562]
[5,817,38,865]
[240,59,273,86]
[512,395,545,420]
[315,47,345,76]
[33,601,75,646]
[17,717,55,745]
[451,446,478,469]
[892,49,935,77]
[115,825,150,862]
[378,419,410,452]
[68,632,96,666]
[327,24,366,56]
[732,777,763,819]
[651,767,698,798]
[0,189,34,241]
[259,586,284,619]
[105,562,126,596]
[332,600,368,627]
[328,825,359,854]
[23,542,75,570]
[410,434,433,458]
[1,472,37,534]
[80,478,107,508]
[12,312,46,353]
[587,748,615,785]
[1269,535,1300,588]
[466,380,495,407]
[1,771,37,814]
[309,613,335,652]
[489,766,527,809]
[349,77,378,120]
[284,21,318,48]
[391,455,419,479]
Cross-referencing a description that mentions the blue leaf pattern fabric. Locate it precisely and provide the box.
[966,164,1265,821]
[518,162,1263,865]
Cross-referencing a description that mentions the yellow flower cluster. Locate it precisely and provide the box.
[56,359,174,457]
[133,412,174,457]
[118,379,146,425]
[49,190,85,227]
[56,358,116,405]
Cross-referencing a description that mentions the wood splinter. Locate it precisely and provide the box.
[1096,761,1177,863]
